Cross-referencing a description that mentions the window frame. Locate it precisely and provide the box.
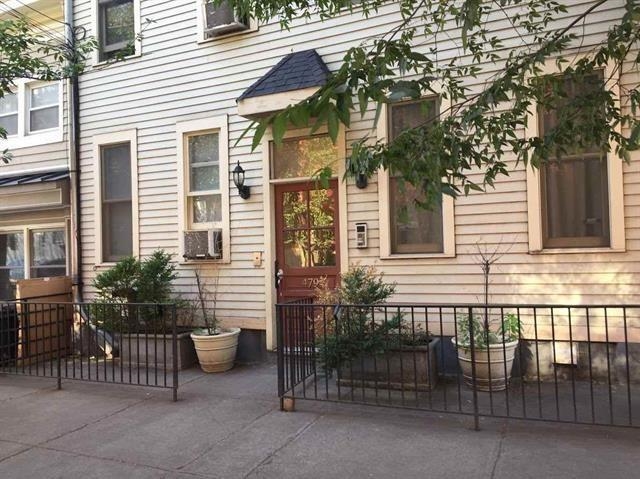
[0,223,70,299]
[93,129,139,265]
[195,0,258,44]
[0,80,63,150]
[377,95,456,259]
[176,116,231,263]
[0,90,19,138]
[526,59,625,254]
[92,0,141,64]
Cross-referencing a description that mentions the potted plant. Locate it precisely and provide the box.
[317,266,439,391]
[91,251,197,370]
[452,311,521,391]
[190,269,240,373]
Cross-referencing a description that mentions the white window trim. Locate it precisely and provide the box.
[176,115,231,264]
[93,129,139,266]
[525,58,625,254]
[195,0,258,44]
[377,95,456,259]
[91,0,142,66]
[0,79,63,150]
[0,223,69,281]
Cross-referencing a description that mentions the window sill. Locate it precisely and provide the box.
[1,130,63,150]
[179,258,231,266]
[380,252,456,260]
[529,247,626,255]
[92,52,142,68]
[196,26,258,45]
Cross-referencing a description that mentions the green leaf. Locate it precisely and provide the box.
[327,107,340,142]
[272,113,288,146]
[251,120,269,151]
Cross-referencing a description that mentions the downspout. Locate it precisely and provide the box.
[65,0,83,302]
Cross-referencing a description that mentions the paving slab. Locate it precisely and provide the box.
[0,447,184,479]
[0,441,31,462]
[493,421,640,479]
[246,406,502,479]
[0,385,149,444]
[46,394,277,470]
[182,409,320,478]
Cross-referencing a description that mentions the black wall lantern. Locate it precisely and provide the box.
[232,160,251,199]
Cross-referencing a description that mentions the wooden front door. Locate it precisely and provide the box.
[275,180,340,302]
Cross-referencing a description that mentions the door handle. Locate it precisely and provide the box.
[275,261,284,289]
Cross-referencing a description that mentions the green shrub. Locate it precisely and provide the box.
[318,265,424,372]
[91,250,178,333]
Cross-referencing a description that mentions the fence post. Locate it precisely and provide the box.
[276,303,286,411]
[56,304,62,390]
[172,304,178,402]
[468,306,480,431]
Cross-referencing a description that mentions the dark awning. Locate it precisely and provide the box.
[238,49,330,101]
[0,169,69,188]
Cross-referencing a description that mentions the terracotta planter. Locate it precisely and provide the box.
[452,338,518,391]
[338,339,440,391]
[191,328,240,373]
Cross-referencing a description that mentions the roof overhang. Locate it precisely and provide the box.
[0,170,70,213]
[237,86,321,119]
[237,49,329,120]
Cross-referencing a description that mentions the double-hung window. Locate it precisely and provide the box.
[0,81,62,148]
[0,92,18,137]
[187,133,222,225]
[28,83,60,133]
[96,0,138,61]
[101,143,133,262]
[378,96,455,258]
[177,116,230,262]
[94,130,138,264]
[539,72,609,248]
[527,63,625,253]
[387,98,443,254]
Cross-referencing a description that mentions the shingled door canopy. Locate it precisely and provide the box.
[237,49,330,118]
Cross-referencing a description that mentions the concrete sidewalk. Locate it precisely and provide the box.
[0,361,638,479]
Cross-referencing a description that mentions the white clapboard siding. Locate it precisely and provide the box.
[73,0,639,334]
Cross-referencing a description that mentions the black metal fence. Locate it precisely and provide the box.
[0,301,179,400]
[277,300,640,429]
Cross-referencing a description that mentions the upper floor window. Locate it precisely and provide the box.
[0,92,18,136]
[539,72,610,249]
[0,81,62,149]
[28,84,59,133]
[197,0,254,42]
[96,0,139,62]
[387,97,443,254]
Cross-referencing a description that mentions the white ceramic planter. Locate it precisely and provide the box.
[452,338,519,391]
[191,328,240,373]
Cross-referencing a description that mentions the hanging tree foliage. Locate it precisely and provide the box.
[223,0,640,207]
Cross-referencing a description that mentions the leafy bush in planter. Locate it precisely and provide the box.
[91,250,178,333]
[456,312,521,348]
[317,265,429,372]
